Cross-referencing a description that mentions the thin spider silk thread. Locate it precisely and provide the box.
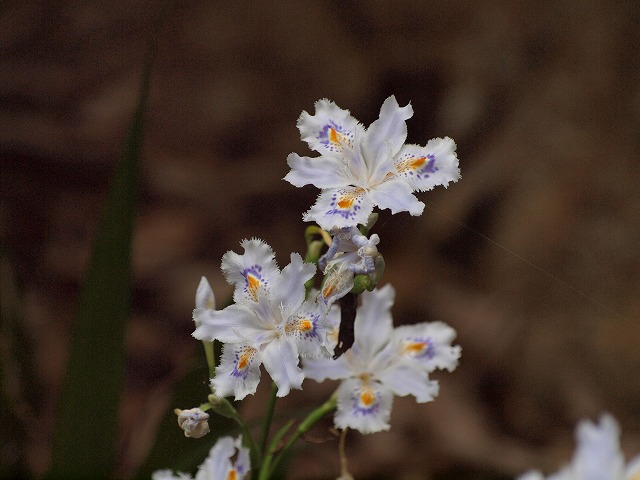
[422,202,628,324]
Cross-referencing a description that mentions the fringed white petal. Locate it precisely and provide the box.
[303,187,374,230]
[211,343,262,401]
[394,137,460,192]
[362,95,413,185]
[334,378,393,434]
[221,238,279,304]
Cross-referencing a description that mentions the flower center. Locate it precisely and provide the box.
[226,468,237,480]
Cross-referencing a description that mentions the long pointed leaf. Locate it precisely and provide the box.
[48,39,155,480]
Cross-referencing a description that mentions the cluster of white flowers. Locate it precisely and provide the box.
[157,95,463,478]
[192,95,461,423]
[153,95,640,480]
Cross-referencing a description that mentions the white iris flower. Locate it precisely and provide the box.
[303,285,460,434]
[284,95,460,230]
[193,239,332,399]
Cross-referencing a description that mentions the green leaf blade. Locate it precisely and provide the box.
[47,48,153,480]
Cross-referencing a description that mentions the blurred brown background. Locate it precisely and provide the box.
[2,1,640,478]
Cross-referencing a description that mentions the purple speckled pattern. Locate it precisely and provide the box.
[241,264,266,293]
[324,189,363,220]
[231,346,255,379]
[415,154,437,179]
[350,385,380,417]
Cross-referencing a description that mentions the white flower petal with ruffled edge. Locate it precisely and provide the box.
[303,186,374,230]
[302,354,352,382]
[261,337,305,397]
[270,253,315,316]
[334,378,393,434]
[362,95,413,185]
[394,137,460,192]
[369,177,424,216]
[352,286,395,362]
[297,98,365,159]
[393,321,461,373]
[193,304,271,344]
[196,436,251,480]
[284,153,351,189]
[376,361,439,403]
[285,300,332,358]
[211,343,262,400]
[195,276,215,310]
[221,238,280,304]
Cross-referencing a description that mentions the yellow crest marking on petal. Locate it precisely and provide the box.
[403,341,427,355]
[329,127,340,144]
[237,356,249,370]
[336,187,364,210]
[237,349,255,371]
[359,386,375,407]
[285,318,313,335]
[246,273,260,301]
[337,197,354,209]
[226,469,238,480]
[398,156,426,173]
[410,156,427,169]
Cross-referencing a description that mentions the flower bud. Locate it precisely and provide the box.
[174,407,210,438]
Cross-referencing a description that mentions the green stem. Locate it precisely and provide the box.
[208,395,261,469]
[256,419,294,480]
[338,427,350,478]
[267,395,337,477]
[257,455,273,480]
[202,340,216,382]
[259,383,279,455]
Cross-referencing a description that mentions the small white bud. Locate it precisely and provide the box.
[174,407,210,438]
